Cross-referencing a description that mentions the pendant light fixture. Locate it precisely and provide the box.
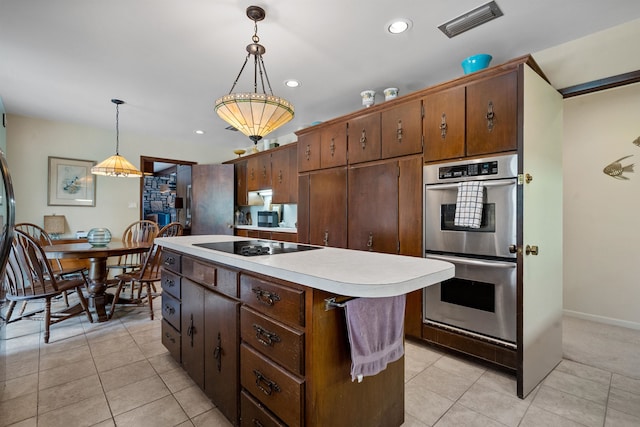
[214,6,294,145]
[91,99,142,178]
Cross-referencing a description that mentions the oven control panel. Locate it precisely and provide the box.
[438,160,498,180]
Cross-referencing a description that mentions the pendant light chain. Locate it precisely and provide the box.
[115,102,120,155]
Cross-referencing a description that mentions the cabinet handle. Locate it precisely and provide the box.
[253,324,281,347]
[396,120,403,142]
[305,145,311,160]
[252,287,281,306]
[440,113,448,139]
[525,245,539,256]
[163,257,175,267]
[367,232,374,251]
[213,332,222,372]
[164,332,175,344]
[278,170,283,184]
[252,419,265,427]
[323,229,329,246]
[261,165,267,179]
[330,138,336,157]
[164,278,175,287]
[250,168,255,180]
[187,314,195,347]
[163,304,175,315]
[253,369,281,396]
[486,101,495,132]
[360,129,367,149]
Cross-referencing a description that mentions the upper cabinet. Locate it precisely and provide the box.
[271,144,297,205]
[423,70,518,162]
[247,153,271,191]
[297,132,321,173]
[298,122,347,172]
[381,99,423,159]
[347,111,381,164]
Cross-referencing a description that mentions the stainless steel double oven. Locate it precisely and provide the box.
[423,154,518,345]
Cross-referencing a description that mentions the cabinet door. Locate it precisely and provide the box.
[297,132,321,172]
[271,145,297,204]
[348,161,398,253]
[235,161,248,206]
[309,169,347,248]
[466,71,518,156]
[191,164,235,235]
[381,100,423,159]
[297,175,310,244]
[247,156,259,191]
[204,291,240,425]
[348,112,381,164]
[423,86,465,161]
[181,279,205,388]
[320,122,347,168]
[398,156,423,257]
[257,153,271,190]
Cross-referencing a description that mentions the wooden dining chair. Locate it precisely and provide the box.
[107,219,159,275]
[109,242,164,320]
[14,222,89,313]
[4,230,93,343]
[158,222,184,237]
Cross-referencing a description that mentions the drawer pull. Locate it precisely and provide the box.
[486,101,495,132]
[252,287,281,306]
[164,305,175,315]
[164,332,175,344]
[360,129,367,149]
[164,278,175,287]
[213,332,222,372]
[253,324,281,347]
[252,419,265,427]
[163,257,175,267]
[253,369,281,396]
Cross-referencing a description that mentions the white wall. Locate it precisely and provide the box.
[6,114,226,238]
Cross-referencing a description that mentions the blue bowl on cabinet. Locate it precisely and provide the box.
[461,54,492,74]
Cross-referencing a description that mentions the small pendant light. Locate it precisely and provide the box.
[91,99,142,178]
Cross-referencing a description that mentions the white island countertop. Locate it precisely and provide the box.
[156,235,454,298]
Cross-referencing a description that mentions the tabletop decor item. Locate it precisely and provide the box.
[87,228,112,246]
[48,156,96,207]
[361,90,376,107]
[233,149,246,157]
[384,88,399,101]
[461,54,492,74]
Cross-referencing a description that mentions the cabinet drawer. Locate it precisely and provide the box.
[241,344,304,427]
[182,257,239,298]
[161,293,181,330]
[161,250,181,273]
[241,307,304,376]
[161,270,181,299]
[161,320,181,363]
[241,390,286,427]
[240,275,305,327]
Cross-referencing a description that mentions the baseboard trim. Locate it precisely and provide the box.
[563,310,640,331]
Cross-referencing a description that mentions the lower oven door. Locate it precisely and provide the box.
[424,254,517,344]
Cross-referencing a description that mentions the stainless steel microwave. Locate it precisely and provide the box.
[257,211,279,227]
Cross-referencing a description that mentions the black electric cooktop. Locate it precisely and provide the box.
[194,240,323,257]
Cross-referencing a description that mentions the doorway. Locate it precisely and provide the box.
[140,156,196,233]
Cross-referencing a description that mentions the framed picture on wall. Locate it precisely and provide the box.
[48,156,96,207]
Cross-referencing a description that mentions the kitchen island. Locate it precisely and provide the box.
[155,235,454,427]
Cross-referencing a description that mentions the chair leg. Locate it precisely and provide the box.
[109,279,126,320]
[146,283,154,320]
[62,290,70,307]
[44,298,52,344]
[5,301,16,322]
[18,301,28,316]
[75,286,93,323]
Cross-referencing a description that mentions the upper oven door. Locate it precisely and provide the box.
[424,177,517,258]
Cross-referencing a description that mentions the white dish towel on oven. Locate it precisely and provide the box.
[454,181,484,228]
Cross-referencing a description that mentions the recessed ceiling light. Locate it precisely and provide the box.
[284,79,300,88]
[194,129,206,135]
[388,19,412,34]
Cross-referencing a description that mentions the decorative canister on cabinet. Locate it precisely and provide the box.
[87,228,112,246]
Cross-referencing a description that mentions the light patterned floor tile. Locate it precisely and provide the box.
[98,359,157,392]
[37,374,104,415]
[173,385,215,418]
[519,405,586,427]
[191,409,234,427]
[605,407,640,427]
[113,395,188,427]
[611,373,640,395]
[0,390,37,427]
[38,358,97,390]
[37,394,112,427]
[405,379,455,426]
[531,385,605,427]
[434,403,508,427]
[38,343,92,371]
[159,367,197,393]
[458,382,530,426]
[542,369,609,404]
[433,355,486,382]
[409,365,476,401]
[607,386,640,418]
[554,359,612,385]
[0,373,38,402]
[106,375,171,416]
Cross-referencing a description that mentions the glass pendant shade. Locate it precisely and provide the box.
[215,6,295,144]
[91,154,143,177]
[214,93,294,143]
[92,99,142,178]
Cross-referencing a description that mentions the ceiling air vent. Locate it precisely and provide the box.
[438,1,503,38]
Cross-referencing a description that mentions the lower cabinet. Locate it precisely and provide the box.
[161,251,404,427]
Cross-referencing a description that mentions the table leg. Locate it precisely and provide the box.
[87,257,110,322]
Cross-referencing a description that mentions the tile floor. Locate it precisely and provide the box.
[1,296,639,427]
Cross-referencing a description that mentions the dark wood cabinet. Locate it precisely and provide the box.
[348,161,399,253]
[247,154,271,191]
[423,86,466,161]
[423,71,518,161]
[466,71,518,156]
[181,279,205,388]
[308,168,348,248]
[381,99,423,159]
[271,144,297,204]
[235,161,248,206]
[319,121,347,168]
[297,132,321,172]
[347,111,381,164]
[191,164,235,235]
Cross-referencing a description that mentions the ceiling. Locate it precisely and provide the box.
[2,0,640,157]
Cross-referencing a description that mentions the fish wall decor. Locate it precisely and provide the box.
[603,155,634,180]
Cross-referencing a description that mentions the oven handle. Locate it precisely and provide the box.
[425,254,516,269]
[425,178,516,190]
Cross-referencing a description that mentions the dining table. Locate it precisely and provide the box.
[44,240,152,322]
